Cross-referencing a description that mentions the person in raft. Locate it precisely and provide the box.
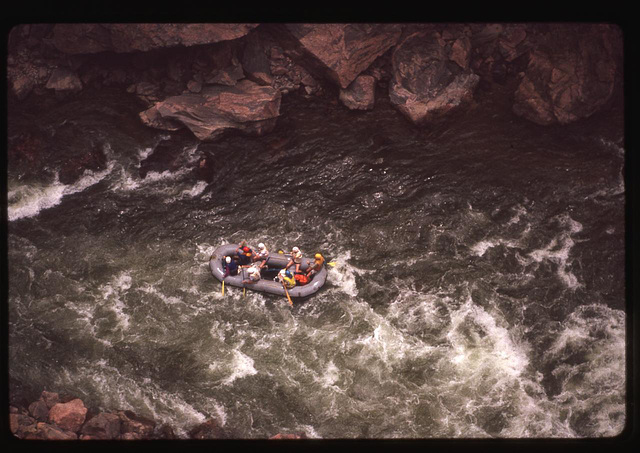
[222,256,239,278]
[306,253,325,278]
[277,269,296,289]
[285,246,303,273]
[242,265,261,285]
[236,245,254,267]
[253,243,270,269]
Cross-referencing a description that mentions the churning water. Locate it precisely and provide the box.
[7,86,626,438]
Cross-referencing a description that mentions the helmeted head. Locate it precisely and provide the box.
[258,243,265,250]
[315,253,322,260]
[292,246,300,252]
[226,256,231,264]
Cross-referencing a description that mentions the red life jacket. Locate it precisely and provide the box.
[294,273,309,285]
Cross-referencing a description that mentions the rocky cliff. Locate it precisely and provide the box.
[7,23,623,178]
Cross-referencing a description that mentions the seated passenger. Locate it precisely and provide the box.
[222,256,239,278]
[242,265,261,284]
[277,269,296,289]
[306,253,325,278]
[285,246,303,273]
[253,243,270,269]
[237,246,253,267]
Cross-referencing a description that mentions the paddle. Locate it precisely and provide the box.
[222,280,225,296]
[282,280,293,306]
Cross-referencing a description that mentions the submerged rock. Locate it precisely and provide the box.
[390,31,480,125]
[139,79,281,141]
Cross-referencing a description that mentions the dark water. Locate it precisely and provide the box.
[7,86,626,438]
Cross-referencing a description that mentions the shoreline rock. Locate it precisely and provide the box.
[8,388,317,440]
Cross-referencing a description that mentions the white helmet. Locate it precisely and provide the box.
[225,256,231,263]
[292,246,299,252]
[258,243,265,249]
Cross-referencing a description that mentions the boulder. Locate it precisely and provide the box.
[140,79,281,141]
[512,23,619,125]
[389,31,480,124]
[117,410,156,438]
[28,399,50,422]
[25,422,78,440]
[339,74,376,110]
[282,23,402,88]
[45,67,83,92]
[48,398,87,433]
[189,418,227,439]
[80,412,122,440]
[52,23,259,54]
[9,413,38,438]
[41,391,60,409]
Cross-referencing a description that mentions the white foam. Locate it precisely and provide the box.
[99,272,133,330]
[209,347,258,386]
[8,161,116,221]
[526,214,583,289]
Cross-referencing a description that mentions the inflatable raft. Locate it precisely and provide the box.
[209,243,327,299]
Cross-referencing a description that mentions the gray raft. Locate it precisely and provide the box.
[209,243,327,298]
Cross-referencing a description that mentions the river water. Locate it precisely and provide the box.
[7,84,626,439]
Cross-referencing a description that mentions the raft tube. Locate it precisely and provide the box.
[209,243,327,299]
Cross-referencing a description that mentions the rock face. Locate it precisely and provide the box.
[80,412,122,440]
[139,79,281,141]
[512,24,619,125]
[390,31,480,125]
[283,23,402,89]
[52,23,259,54]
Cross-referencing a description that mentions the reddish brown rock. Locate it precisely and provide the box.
[283,23,402,89]
[41,391,61,409]
[339,74,376,110]
[140,79,281,141]
[48,398,87,433]
[9,413,38,438]
[512,24,619,125]
[80,412,122,440]
[52,24,259,54]
[28,399,50,422]
[189,418,227,439]
[390,31,480,125]
[270,432,308,439]
[25,422,78,440]
[118,410,156,438]
[45,67,83,92]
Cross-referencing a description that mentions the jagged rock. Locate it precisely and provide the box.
[339,74,376,110]
[52,23,259,54]
[139,79,281,141]
[81,412,122,440]
[45,67,83,92]
[25,422,78,440]
[389,31,480,125]
[242,29,274,86]
[189,418,227,439]
[48,398,87,433]
[9,413,38,438]
[512,24,619,125]
[117,410,156,438]
[28,399,50,422]
[41,391,60,409]
[282,23,402,89]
